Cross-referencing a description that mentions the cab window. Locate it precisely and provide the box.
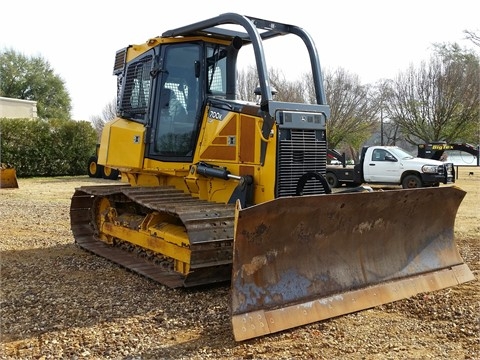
[118,53,153,122]
[206,44,227,97]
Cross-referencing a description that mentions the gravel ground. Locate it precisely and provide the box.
[1,171,479,360]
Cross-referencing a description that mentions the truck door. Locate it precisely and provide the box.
[363,148,401,183]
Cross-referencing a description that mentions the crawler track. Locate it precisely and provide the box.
[70,184,235,288]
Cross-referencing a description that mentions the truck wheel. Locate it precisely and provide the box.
[87,156,102,178]
[402,174,422,189]
[325,173,339,188]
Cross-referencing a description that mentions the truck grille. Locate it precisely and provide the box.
[445,163,454,181]
[276,129,327,197]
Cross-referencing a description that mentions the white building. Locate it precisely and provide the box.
[0,96,38,119]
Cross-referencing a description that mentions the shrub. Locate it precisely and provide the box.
[0,118,97,177]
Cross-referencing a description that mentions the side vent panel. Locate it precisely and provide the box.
[276,129,327,197]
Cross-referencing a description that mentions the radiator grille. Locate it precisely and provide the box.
[276,129,327,197]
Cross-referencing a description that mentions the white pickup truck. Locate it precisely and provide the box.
[326,145,455,189]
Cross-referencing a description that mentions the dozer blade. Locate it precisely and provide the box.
[0,167,19,189]
[231,186,474,341]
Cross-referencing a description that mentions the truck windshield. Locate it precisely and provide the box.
[390,147,415,160]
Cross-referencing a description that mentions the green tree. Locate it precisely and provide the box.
[0,48,72,120]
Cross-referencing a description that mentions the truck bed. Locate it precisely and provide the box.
[326,165,358,187]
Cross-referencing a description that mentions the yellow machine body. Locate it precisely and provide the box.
[69,13,474,342]
[98,108,275,203]
[0,164,19,189]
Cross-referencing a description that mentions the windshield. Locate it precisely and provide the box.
[390,147,415,160]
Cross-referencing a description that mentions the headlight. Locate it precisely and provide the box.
[422,165,439,174]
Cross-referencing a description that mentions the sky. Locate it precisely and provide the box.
[1,0,478,121]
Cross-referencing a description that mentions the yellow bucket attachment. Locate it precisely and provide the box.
[0,166,19,189]
[231,186,474,341]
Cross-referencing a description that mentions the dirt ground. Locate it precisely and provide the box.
[1,167,479,359]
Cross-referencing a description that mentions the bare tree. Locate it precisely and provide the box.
[268,68,304,103]
[384,45,480,145]
[306,68,377,150]
[90,97,117,138]
[371,80,407,147]
[237,66,305,103]
[239,66,379,160]
[236,66,259,102]
[464,29,480,47]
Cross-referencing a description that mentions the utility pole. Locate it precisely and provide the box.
[380,107,384,146]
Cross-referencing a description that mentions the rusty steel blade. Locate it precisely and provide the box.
[231,186,474,341]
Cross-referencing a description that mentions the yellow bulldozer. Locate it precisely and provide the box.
[87,144,120,180]
[0,163,19,189]
[70,13,474,341]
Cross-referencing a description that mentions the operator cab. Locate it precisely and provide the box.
[115,37,241,162]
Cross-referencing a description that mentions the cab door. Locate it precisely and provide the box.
[363,148,401,183]
[148,43,202,161]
